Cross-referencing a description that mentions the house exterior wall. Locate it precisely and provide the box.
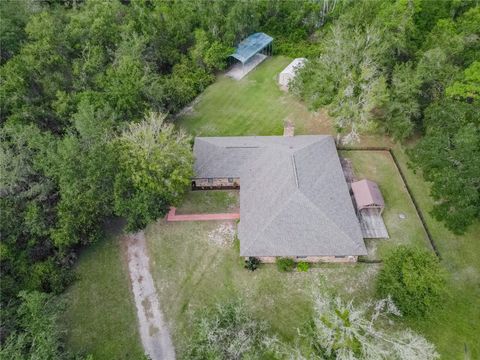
[192,177,240,189]
[245,255,358,263]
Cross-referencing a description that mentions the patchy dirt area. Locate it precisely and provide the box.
[125,231,175,360]
[207,222,236,247]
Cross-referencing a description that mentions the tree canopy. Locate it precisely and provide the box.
[377,246,446,317]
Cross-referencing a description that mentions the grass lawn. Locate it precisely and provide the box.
[340,151,431,260]
[175,190,239,214]
[177,56,333,137]
[392,146,480,359]
[145,218,379,357]
[61,221,144,360]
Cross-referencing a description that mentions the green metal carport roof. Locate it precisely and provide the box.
[230,32,273,64]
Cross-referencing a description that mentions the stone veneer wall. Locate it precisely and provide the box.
[245,256,358,263]
[193,177,240,189]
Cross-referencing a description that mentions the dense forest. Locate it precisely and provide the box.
[0,0,478,358]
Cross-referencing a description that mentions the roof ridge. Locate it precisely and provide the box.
[296,191,364,252]
[241,184,297,255]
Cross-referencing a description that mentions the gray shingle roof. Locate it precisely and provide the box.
[193,136,367,257]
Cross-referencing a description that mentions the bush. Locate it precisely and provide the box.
[297,261,310,272]
[276,257,295,272]
[244,257,260,271]
[376,246,446,317]
[185,300,269,359]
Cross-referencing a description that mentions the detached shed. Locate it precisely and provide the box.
[278,58,306,90]
[351,179,385,214]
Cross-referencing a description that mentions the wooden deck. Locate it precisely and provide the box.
[358,208,389,239]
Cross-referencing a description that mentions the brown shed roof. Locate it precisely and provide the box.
[351,179,385,211]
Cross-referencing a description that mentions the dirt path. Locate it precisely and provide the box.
[125,231,175,360]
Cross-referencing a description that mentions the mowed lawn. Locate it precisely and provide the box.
[340,151,431,260]
[175,190,239,214]
[392,147,480,359]
[61,221,144,360]
[177,56,333,137]
[145,218,379,357]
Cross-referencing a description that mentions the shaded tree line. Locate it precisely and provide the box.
[293,0,479,233]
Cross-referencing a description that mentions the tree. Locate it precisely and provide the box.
[377,246,446,317]
[294,19,391,143]
[272,293,439,360]
[385,62,421,140]
[410,100,480,233]
[0,0,39,63]
[185,300,269,359]
[114,112,193,231]
[446,61,480,102]
[0,291,65,360]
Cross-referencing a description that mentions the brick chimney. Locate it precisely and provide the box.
[283,120,295,137]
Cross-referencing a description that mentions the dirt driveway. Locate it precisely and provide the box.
[125,231,175,360]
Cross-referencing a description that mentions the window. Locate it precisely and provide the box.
[228,178,233,183]
[207,178,213,184]
[335,256,345,259]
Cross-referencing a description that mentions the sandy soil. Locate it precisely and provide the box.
[125,231,175,360]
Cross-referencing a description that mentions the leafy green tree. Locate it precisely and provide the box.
[446,61,480,101]
[114,112,193,231]
[294,17,391,142]
[377,246,446,317]
[385,62,421,139]
[0,0,39,63]
[43,99,118,248]
[0,291,65,360]
[410,100,480,233]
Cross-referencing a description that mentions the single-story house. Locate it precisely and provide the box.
[192,129,367,263]
[278,58,306,90]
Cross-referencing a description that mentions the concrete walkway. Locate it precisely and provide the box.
[125,231,175,360]
[166,207,240,222]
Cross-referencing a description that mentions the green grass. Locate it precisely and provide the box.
[145,219,378,356]
[175,190,239,214]
[392,146,480,359]
[340,151,431,260]
[177,56,333,137]
[62,222,144,360]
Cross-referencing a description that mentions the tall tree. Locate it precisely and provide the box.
[114,112,193,231]
[410,100,480,233]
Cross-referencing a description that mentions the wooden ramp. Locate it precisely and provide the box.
[358,208,389,239]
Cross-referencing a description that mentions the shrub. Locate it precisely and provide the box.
[276,257,295,272]
[244,257,260,271]
[297,261,310,272]
[185,300,269,359]
[376,246,446,317]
